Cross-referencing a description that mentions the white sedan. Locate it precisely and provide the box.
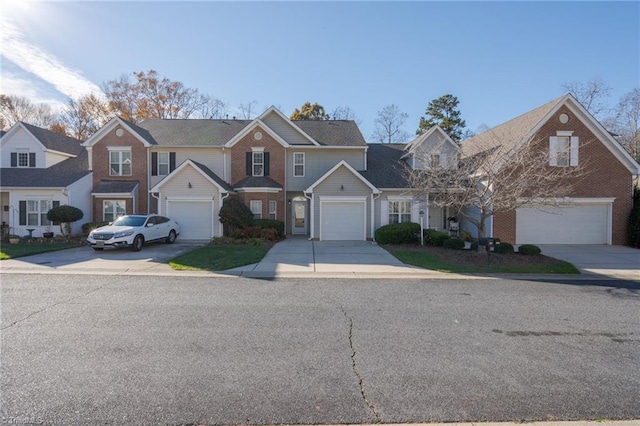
[87,214,180,251]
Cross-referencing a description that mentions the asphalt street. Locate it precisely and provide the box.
[1,275,639,425]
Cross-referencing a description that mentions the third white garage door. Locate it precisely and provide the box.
[167,200,213,240]
[516,204,609,244]
[321,201,366,241]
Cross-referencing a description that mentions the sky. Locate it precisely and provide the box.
[1,1,638,140]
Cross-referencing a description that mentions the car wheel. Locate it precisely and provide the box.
[166,230,177,244]
[132,235,144,252]
[93,247,104,251]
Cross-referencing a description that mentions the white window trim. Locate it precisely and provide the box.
[109,149,132,176]
[26,199,54,226]
[293,152,305,177]
[250,200,262,219]
[103,200,127,221]
[252,151,264,177]
[157,152,170,176]
[549,133,579,167]
[269,200,277,220]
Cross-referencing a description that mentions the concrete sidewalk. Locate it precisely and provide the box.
[538,244,639,281]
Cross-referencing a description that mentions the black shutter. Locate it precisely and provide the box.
[246,152,252,176]
[19,201,26,226]
[169,152,176,172]
[10,153,17,167]
[52,201,60,225]
[29,152,36,167]
[151,152,158,176]
[264,152,270,176]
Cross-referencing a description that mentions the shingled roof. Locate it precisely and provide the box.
[460,95,564,161]
[360,144,411,188]
[234,176,283,190]
[21,122,85,155]
[0,150,90,188]
[92,180,139,194]
[190,160,233,191]
[137,119,252,146]
[293,120,367,146]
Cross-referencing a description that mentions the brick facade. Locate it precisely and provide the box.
[230,125,287,225]
[493,106,633,245]
[91,125,149,220]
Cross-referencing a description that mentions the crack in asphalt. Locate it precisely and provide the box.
[339,305,382,423]
[1,285,105,331]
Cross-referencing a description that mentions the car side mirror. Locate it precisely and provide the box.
[146,223,154,227]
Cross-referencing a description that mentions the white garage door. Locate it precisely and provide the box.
[168,200,213,240]
[516,204,609,244]
[321,202,366,241]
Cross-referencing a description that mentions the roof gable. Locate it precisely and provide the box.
[150,159,232,193]
[402,125,461,159]
[83,117,156,147]
[305,160,380,193]
[1,122,83,157]
[224,120,291,148]
[258,107,320,146]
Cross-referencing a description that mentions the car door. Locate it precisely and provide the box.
[144,216,161,241]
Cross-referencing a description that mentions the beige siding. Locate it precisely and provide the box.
[286,149,366,191]
[262,113,314,145]
[311,166,373,238]
[150,147,225,187]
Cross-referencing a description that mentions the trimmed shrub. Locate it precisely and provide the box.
[231,226,280,241]
[82,221,110,235]
[424,229,451,246]
[470,241,479,251]
[494,242,514,254]
[458,230,473,242]
[219,198,254,235]
[47,205,84,236]
[518,244,541,255]
[375,222,421,245]
[443,238,465,250]
[252,219,285,238]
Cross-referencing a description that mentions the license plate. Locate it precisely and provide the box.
[96,241,104,247]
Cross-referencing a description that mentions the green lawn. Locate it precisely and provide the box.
[169,244,271,271]
[0,242,79,260]
[388,249,580,274]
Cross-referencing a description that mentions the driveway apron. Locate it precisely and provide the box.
[538,244,639,281]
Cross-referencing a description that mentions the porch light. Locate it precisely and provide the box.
[188,182,192,189]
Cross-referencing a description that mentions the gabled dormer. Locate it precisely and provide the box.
[0,122,84,169]
[401,125,461,170]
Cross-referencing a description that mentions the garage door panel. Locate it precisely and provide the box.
[168,201,213,240]
[321,202,365,241]
[516,204,608,244]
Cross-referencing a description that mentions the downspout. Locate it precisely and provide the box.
[220,192,231,238]
[151,192,160,214]
[304,191,313,240]
[371,192,380,242]
[425,193,430,229]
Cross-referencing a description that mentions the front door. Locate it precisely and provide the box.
[292,199,307,234]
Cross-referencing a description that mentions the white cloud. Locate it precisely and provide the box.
[0,17,103,101]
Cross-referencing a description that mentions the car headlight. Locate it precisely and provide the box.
[114,230,134,238]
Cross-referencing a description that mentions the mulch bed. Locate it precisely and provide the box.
[383,244,567,267]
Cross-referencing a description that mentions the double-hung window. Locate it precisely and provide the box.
[430,154,441,168]
[550,132,578,167]
[293,152,305,177]
[157,152,169,176]
[104,200,126,222]
[388,200,411,224]
[110,150,132,176]
[253,152,264,176]
[10,151,35,167]
[269,201,277,220]
[250,200,262,219]
[19,200,56,226]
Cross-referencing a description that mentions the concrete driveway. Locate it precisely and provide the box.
[0,241,206,275]
[238,236,436,278]
[538,244,639,280]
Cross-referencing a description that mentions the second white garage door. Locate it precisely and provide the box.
[321,202,366,241]
[516,204,609,244]
[167,200,213,240]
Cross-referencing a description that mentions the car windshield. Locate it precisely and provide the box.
[112,216,146,227]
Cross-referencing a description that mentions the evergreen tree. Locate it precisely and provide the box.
[417,94,466,142]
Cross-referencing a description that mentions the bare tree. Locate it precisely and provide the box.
[407,132,588,238]
[239,101,257,119]
[372,104,410,144]
[197,96,227,119]
[0,94,57,129]
[330,106,361,125]
[610,88,640,162]
[59,94,112,141]
[562,77,612,118]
